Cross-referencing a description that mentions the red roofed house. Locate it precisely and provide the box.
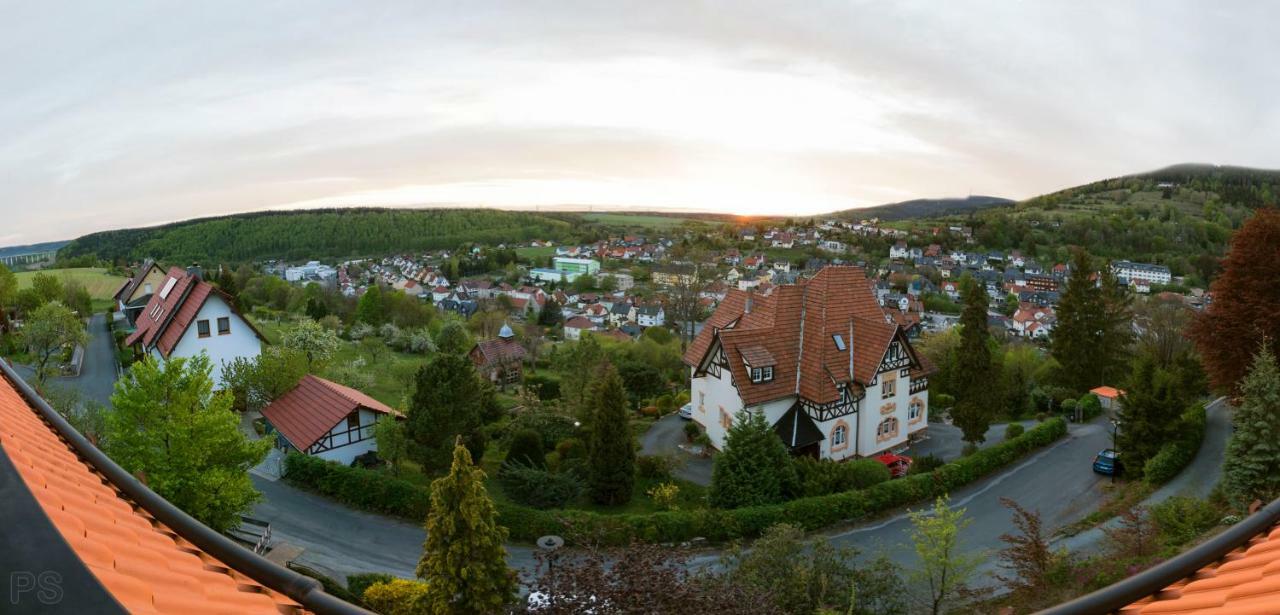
[564,316,597,340]
[684,266,935,460]
[469,324,527,385]
[261,374,400,466]
[124,267,265,388]
[1090,385,1124,411]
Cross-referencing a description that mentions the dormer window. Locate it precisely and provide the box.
[750,366,774,383]
[740,344,776,384]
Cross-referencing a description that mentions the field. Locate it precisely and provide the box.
[16,268,126,301]
[514,245,558,260]
[580,212,697,229]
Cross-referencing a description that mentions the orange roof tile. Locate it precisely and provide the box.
[0,364,368,614]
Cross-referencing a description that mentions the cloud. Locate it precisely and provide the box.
[1,1,1278,244]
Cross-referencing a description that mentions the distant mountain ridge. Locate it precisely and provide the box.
[0,240,69,259]
[828,195,1014,221]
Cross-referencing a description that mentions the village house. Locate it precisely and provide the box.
[684,266,934,461]
[112,258,167,326]
[889,241,910,260]
[469,324,526,385]
[261,375,401,466]
[124,266,265,387]
[635,304,665,327]
[564,316,598,340]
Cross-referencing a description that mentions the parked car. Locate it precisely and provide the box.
[1092,449,1122,475]
[876,453,913,479]
[678,403,693,420]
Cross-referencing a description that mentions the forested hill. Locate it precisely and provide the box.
[831,195,1013,221]
[58,208,577,264]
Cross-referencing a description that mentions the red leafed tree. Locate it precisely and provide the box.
[1189,208,1280,393]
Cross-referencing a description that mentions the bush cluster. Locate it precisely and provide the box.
[362,579,431,615]
[792,457,890,497]
[1143,404,1207,485]
[284,418,1068,546]
[497,462,583,509]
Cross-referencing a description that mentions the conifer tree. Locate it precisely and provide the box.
[951,275,995,446]
[1051,249,1107,392]
[1223,345,1280,508]
[406,354,489,471]
[1189,208,1280,393]
[560,334,606,424]
[1115,355,1184,472]
[1098,262,1135,385]
[587,363,635,505]
[710,410,798,508]
[417,437,516,614]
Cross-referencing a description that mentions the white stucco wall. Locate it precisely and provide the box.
[167,295,262,387]
[689,362,746,451]
[312,408,382,466]
[856,369,928,456]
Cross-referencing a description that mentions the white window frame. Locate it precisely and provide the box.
[832,426,846,446]
[881,377,896,399]
[909,401,921,420]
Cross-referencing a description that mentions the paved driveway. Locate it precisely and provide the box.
[640,414,713,485]
[904,418,1040,462]
[13,313,119,407]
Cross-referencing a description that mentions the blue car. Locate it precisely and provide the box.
[1092,449,1122,475]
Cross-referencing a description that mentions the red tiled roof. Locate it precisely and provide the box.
[124,268,264,358]
[684,266,933,406]
[472,337,526,367]
[261,375,396,451]
[0,368,310,614]
[1091,386,1124,399]
[565,316,595,330]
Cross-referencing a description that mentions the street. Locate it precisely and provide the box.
[12,312,118,407]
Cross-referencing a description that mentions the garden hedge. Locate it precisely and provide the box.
[1143,404,1207,485]
[283,417,1068,545]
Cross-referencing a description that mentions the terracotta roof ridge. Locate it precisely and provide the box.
[311,374,394,414]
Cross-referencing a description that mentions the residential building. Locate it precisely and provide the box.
[1112,260,1172,288]
[684,266,934,461]
[1090,386,1124,411]
[636,305,665,327]
[469,324,527,384]
[564,316,597,340]
[112,258,166,325]
[889,241,909,260]
[262,375,401,466]
[124,267,265,387]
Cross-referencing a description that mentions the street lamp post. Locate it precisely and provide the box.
[537,534,565,609]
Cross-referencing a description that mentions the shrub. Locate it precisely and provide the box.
[933,393,955,409]
[362,579,431,615]
[683,421,701,442]
[639,405,659,417]
[908,454,945,475]
[1143,405,1207,485]
[636,454,682,481]
[504,429,546,469]
[283,453,431,518]
[347,572,394,601]
[1005,422,1026,440]
[497,461,583,509]
[1151,496,1220,549]
[1077,394,1104,420]
[793,457,891,497]
[524,373,561,400]
[647,482,681,511]
[1061,399,1078,417]
[508,411,579,451]
[556,437,587,460]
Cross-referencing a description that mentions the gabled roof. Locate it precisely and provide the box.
[472,337,527,367]
[0,360,367,614]
[684,266,934,407]
[565,316,595,330]
[773,402,824,449]
[262,375,397,452]
[124,268,266,357]
[113,258,160,302]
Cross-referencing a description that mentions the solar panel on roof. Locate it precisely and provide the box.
[159,277,178,299]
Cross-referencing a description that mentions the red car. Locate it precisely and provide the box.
[876,453,913,479]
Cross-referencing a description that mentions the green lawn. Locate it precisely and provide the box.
[515,245,558,260]
[580,212,696,229]
[17,268,127,301]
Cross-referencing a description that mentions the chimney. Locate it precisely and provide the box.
[744,292,753,314]
[187,263,202,281]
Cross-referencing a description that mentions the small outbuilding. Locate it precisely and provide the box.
[261,375,400,466]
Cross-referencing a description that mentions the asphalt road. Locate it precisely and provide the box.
[13,313,118,407]
[904,419,1039,462]
[640,414,713,485]
[251,475,540,585]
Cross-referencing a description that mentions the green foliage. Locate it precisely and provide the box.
[345,573,394,603]
[374,417,410,475]
[1051,250,1132,393]
[724,523,906,615]
[496,461,583,509]
[280,318,341,368]
[636,454,682,482]
[1223,345,1280,508]
[710,410,799,508]
[283,453,431,516]
[618,360,666,406]
[406,354,491,472]
[503,429,546,469]
[1150,496,1221,549]
[1118,354,1199,474]
[951,275,996,444]
[355,284,386,326]
[792,457,890,497]
[1077,393,1104,420]
[587,363,636,505]
[558,334,606,422]
[220,346,309,412]
[908,496,981,615]
[1004,422,1025,440]
[106,356,270,532]
[683,420,701,442]
[505,410,579,451]
[1143,405,1206,485]
[362,579,431,615]
[908,454,945,476]
[433,320,472,355]
[59,208,576,264]
[418,439,517,614]
[21,301,87,383]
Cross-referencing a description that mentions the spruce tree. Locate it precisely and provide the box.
[1098,263,1135,386]
[1115,355,1183,473]
[1223,345,1280,508]
[561,334,606,424]
[951,275,995,446]
[710,410,798,508]
[1051,249,1107,393]
[406,354,488,472]
[418,437,516,614]
[587,363,635,505]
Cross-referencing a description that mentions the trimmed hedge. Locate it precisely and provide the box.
[1143,404,1207,485]
[283,418,1069,546]
[283,454,431,518]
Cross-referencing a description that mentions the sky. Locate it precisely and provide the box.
[2,1,1279,246]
